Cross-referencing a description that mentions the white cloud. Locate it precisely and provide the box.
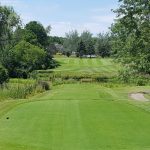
[91,15,115,24]
[47,4,60,11]
[91,8,112,13]
[30,3,60,15]
[0,1,61,27]
[20,13,35,25]
[50,22,77,37]
[0,1,114,37]
[91,5,117,13]
[50,22,110,37]
[82,23,108,33]
[0,0,25,7]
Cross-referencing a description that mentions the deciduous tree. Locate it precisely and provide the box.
[25,21,48,47]
[111,0,150,74]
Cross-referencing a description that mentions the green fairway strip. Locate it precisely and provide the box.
[53,57,118,75]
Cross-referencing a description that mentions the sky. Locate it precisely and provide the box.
[0,0,119,37]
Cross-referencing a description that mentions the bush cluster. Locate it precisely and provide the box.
[0,65,9,85]
[118,67,150,86]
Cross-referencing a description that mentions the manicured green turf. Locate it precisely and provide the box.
[0,84,150,150]
[53,57,119,74]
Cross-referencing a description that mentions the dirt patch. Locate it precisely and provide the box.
[130,92,149,102]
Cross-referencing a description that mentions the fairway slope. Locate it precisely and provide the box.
[53,57,119,75]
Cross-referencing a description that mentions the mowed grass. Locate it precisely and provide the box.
[53,57,119,75]
[0,84,150,150]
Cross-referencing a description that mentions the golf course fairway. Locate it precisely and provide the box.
[0,84,150,150]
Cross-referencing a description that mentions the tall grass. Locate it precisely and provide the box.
[30,70,119,87]
[0,79,50,101]
[34,69,150,86]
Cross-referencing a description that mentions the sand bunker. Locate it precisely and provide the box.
[130,92,149,102]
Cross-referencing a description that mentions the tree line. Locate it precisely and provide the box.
[62,30,111,58]
[0,5,59,83]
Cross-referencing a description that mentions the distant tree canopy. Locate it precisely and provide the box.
[63,30,79,53]
[46,36,65,55]
[48,36,64,45]
[87,41,95,56]
[95,33,111,58]
[77,40,86,58]
[80,31,95,56]
[111,0,150,74]
[63,30,111,58]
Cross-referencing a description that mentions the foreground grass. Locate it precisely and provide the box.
[0,83,150,150]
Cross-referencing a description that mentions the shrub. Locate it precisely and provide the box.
[53,78,63,86]
[6,41,46,78]
[38,81,50,90]
[66,51,71,57]
[95,76,109,82]
[118,66,137,83]
[118,66,150,85]
[0,65,9,85]
[136,79,146,86]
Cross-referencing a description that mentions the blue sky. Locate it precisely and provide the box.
[0,0,119,37]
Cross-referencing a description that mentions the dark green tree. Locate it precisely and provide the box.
[0,65,9,84]
[25,21,48,47]
[13,27,39,46]
[87,41,95,57]
[81,30,93,55]
[77,40,86,58]
[95,33,111,58]
[66,51,71,57]
[7,41,46,78]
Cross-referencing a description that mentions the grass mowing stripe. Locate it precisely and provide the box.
[0,84,150,149]
[53,57,119,75]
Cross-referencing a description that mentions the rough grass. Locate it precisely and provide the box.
[0,79,50,100]
[0,84,150,150]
